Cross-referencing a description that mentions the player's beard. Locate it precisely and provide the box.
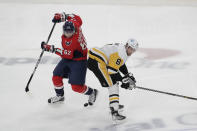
[126,47,135,56]
[64,31,74,38]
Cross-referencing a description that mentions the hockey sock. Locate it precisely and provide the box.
[108,83,119,111]
[84,86,93,95]
[71,85,93,95]
[52,76,64,96]
[55,86,64,96]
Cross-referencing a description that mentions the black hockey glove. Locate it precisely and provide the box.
[41,41,55,53]
[121,73,136,90]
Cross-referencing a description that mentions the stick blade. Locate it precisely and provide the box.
[25,86,29,92]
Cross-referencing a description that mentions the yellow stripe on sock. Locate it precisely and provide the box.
[109,97,119,101]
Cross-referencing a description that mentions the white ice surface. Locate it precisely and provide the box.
[0,1,197,131]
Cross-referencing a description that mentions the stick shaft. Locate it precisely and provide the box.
[136,86,197,101]
[25,23,56,92]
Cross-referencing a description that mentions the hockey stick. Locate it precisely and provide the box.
[25,23,56,92]
[136,86,197,101]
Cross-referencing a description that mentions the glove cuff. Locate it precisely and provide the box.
[126,72,133,77]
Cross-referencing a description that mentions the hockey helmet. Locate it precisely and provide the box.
[63,21,75,33]
[126,38,139,50]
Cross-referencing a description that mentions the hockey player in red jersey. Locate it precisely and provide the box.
[41,13,98,104]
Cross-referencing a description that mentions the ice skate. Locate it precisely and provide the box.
[110,107,126,122]
[85,89,98,106]
[48,95,64,103]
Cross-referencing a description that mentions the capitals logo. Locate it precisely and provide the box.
[65,41,72,46]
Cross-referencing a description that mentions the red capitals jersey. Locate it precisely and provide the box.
[55,14,87,61]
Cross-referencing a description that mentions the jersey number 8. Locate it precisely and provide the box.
[116,59,121,65]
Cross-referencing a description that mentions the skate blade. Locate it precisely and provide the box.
[48,98,65,104]
[112,118,127,125]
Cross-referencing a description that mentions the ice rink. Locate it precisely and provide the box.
[0,0,197,131]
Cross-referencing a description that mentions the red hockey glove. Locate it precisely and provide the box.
[52,12,68,23]
[41,41,55,53]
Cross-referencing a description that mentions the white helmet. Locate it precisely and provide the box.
[126,38,139,50]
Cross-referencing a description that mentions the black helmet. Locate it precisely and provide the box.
[63,21,75,33]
